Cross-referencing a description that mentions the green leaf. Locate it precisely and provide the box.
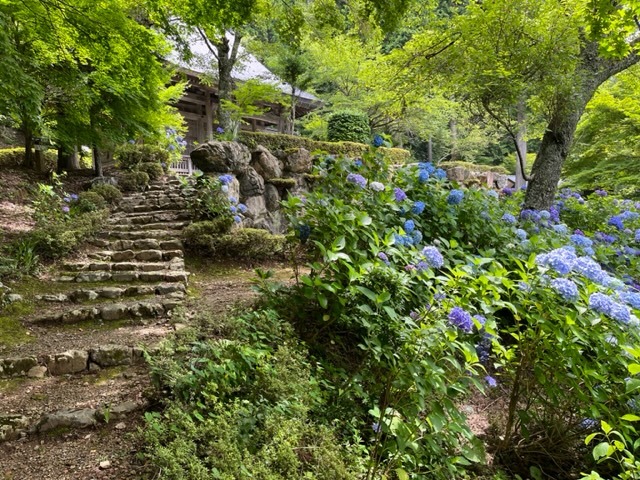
[593,442,610,461]
[318,294,328,309]
[621,414,640,422]
[395,468,409,480]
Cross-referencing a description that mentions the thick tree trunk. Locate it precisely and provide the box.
[215,34,242,135]
[23,128,34,169]
[524,41,640,210]
[515,101,527,191]
[93,145,103,177]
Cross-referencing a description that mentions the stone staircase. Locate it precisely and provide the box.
[0,176,192,442]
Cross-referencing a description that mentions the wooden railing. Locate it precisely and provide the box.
[170,155,194,176]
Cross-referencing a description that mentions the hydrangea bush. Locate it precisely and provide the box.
[279,142,640,478]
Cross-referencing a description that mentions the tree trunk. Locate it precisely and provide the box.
[515,101,527,191]
[289,87,297,135]
[69,146,80,170]
[449,119,459,161]
[215,34,242,134]
[93,145,103,177]
[34,150,46,173]
[428,136,433,163]
[56,145,74,173]
[524,41,640,210]
[23,128,34,169]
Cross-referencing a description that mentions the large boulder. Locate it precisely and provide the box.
[238,167,265,198]
[264,184,281,212]
[190,141,251,174]
[251,145,282,180]
[43,350,89,375]
[283,148,312,174]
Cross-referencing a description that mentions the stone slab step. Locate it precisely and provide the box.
[96,229,183,240]
[32,297,184,325]
[107,211,191,225]
[36,283,186,303]
[106,221,190,232]
[56,270,189,284]
[85,249,183,262]
[89,238,183,251]
[0,369,147,441]
[62,259,183,272]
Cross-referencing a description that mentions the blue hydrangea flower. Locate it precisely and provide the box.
[502,213,517,225]
[347,173,367,188]
[551,278,579,301]
[238,204,247,213]
[378,252,390,265]
[70,194,78,201]
[370,181,385,192]
[418,162,436,174]
[553,224,568,234]
[570,234,593,248]
[608,215,625,231]
[536,248,577,275]
[595,189,608,197]
[635,229,640,243]
[515,229,528,241]
[416,261,429,271]
[373,135,384,147]
[229,205,237,214]
[448,307,473,333]
[404,220,415,233]
[411,230,423,244]
[540,210,551,220]
[233,215,241,223]
[447,189,464,205]
[62,205,70,213]
[621,211,639,221]
[518,281,532,292]
[418,170,430,183]
[298,224,311,242]
[487,190,499,199]
[595,232,617,244]
[354,159,363,167]
[394,188,408,202]
[572,257,608,285]
[412,201,426,215]
[219,174,234,185]
[394,233,406,246]
[619,291,640,309]
[434,168,447,180]
[422,246,444,268]
[589,293,630,323]
[473,315,486,330]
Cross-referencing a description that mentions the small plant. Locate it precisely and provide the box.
[118,171,150,192]
[138,161,164,181]
[75,191,108,213]
[183,172,235,222]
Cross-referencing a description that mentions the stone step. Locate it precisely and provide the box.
[36,283,186,303]
[128,202,187,213]
[107,211,191,225]
[32,297,184,325]
[0,365,148,441]
[62,259,183,273]
[86,249,183,263]
[56,269,189,284]
[96,229,183,240]
[106,221,190,232]
[89,238,183,251]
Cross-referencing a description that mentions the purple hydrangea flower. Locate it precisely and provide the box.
[405,264,416,272]
[347,173,367,188]
[216,126,224,134]
[422,246,444,268]
[394,188,408,202]
[378,252,390,265]
[448,307,473,333]
[595,189,608,197]
[595,232,617,244]
[551,278,579,301]
[502,187,516,196]
[62,206,70,213]
[485,375,498,388]
[416,261,429,271]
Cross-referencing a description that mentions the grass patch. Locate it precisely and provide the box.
[91,365,128,385]
[0,301,34,349]
[0,376,28,393]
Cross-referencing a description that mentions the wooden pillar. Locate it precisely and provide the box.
[205,92,213,141]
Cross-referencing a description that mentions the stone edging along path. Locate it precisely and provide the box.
[0,176,192,443]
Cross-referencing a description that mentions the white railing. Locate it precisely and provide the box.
[170,155,194,176]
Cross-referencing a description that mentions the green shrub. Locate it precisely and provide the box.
[238,131,412,164]
[182,173,235,222]
[25,210,107,259]
[90,184,122,205]
[214,229,286,259]
[118,171,150,192]
[440,160,509,174]
[114,144,169,171]
[138,161,164,181]
[76,191,107,213]
[0,148,57,167]
[182,219,234,247]
[327,111,371,144]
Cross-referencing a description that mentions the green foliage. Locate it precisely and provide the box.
[182,219,235,246]
[220,79,283,138]
[76,191,108,213]
[327,111,371,143]
[0,238,40,277]
[181,173,234,222]
[267,177,297,189]
[137,162,165,181]
[118,171,150,192]
[90,184,122,205]
[238,131,412,164]
[440,161,509,175]
[0,148,55,167]
[114,144,170,171]
[565,66,640,197]
[184,227,286,259]
[143,309,363,479]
